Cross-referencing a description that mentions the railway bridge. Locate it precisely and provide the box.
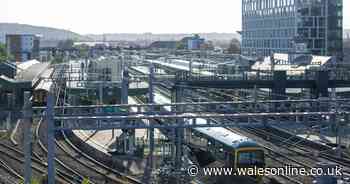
[172,70,350,99]
[132,63,350,99]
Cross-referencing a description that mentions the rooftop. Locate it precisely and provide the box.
[16,60,50,85]
[252,53,333,72]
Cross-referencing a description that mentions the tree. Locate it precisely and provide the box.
[76,44,89,58]
[58,39,74,50]
[201,41,214,50]
[0,43,8,62]
[227,38,241,54]
[176,41,185,50]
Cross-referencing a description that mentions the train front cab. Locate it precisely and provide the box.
[234,147,265,183]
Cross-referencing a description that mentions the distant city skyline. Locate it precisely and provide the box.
[1,0,350,34]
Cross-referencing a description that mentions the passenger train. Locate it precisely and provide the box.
[190,119,265,182]
[153,92,266,182]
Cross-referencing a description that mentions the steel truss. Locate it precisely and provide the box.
[20,62,350,184]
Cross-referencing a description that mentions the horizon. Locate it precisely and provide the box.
[2,22,349,36]
[0,22,241,35]
[2,0,242,34]
[2,0,350,35]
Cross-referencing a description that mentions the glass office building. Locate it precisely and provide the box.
[241,0,343,61]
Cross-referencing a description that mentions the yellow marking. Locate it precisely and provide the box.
[236,147,265,152]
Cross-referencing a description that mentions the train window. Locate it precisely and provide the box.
[207,141,213,151]
[216,147,225,160]
[237,150,264,167]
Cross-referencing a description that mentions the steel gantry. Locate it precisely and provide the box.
[18,62,350,184]
[22,92,350,184]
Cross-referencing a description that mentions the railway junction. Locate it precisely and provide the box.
[1,53,350,184]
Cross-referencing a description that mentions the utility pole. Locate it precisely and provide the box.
[142,63,156,184]
[121,65,134,154]
[23,92,32,184]
[47,93,55,184]
[148,64,155,170]
[189,58,193,78]
[174,84,185,184]
[271,53,275,72]
[98,82,103,127]
[329,88,342,158]
[6,94,13,131]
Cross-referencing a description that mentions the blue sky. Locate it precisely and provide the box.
[1,0,349,34]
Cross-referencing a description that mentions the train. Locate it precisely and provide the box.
[190,119,265,182]
[32,68,54,106]
[33,82,52,106]
[153,92,266,182]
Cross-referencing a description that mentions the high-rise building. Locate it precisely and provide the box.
[180,35,205,50]
[6,34,40,62]
[241,0,343,61]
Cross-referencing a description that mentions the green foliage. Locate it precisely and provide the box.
[76,44,89,58]
[51,56,64,64]
[31,178,41,184]
[81,178,90,184]
[80,96,94,105]
[58,39,74,50]
[18,177,42,184]
[227,38,241,54]
[0,43,8,62]
[176,41,185,50]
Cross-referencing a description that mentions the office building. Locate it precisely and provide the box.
[179,35,205,50]
[6,34,40,62]
[241,0,343,61]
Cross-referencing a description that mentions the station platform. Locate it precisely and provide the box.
[73,128,166,155]
[73,96,167,154]
[72,97,170,175]
[131,66,166,75]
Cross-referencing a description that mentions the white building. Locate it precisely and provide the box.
[252,53,334,75]
[88,56,123,82]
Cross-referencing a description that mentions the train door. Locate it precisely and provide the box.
[228,150,235,169]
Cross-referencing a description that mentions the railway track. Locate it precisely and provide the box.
[268,126,350,160]
[244,126,350,175]
[232,127,315,183]
[34,72,143,184]
[0,156,23,184]
[0,141,74,184]
[61,130,143,184]
[136,91,295,184]
[159,87,322,183]
[130,69,339,183]
[0,116,83,184]
[192,87,350,167]
[36,119,98,184]
[0,68,141,184]
[37,118,142,184]
[0,129,23,183]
